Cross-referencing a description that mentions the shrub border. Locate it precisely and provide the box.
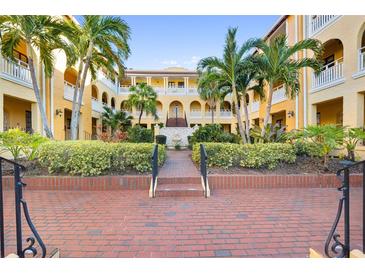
[2,174,362,191]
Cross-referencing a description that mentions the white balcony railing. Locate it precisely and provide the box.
[219,110,232,118]
[204,111,212,117]
[64,81,76,102]
[98,72,118,93]
[0,57,32,87]
[251,101,260,112]
[188,87,198,95]
[167,87,186,95]
[153,87,166,95]
[119,86,131,93]
[190,110,202,118]
[272,85,287,105]
[359,46,365,72]
[91,98,103,113]
[312,58,344,90]
[310,15,338,35]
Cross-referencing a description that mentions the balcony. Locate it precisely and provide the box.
[91,98,103,113]
[153,86,166,95]
[64,81,76,101]
[360,47,365,72]
[119,85,131,93]
[0,57,32,88]
[310,15,339,36]
[312,58,344,91]
[187,87,198,95]
[219,110,232,118]
[251,101,260,112]
[190,110,202,118]
[167,87,186,95]
[98,72,118,93]
[272,85,287,105]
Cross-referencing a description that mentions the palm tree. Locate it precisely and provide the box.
[65,15,131,140]
[0,15,73,138]
[253,34,322,137]
[101,105,132,134]
[234,65,264,143]
[127,83,158,125]
[197,70,224,124]
[198,27,260,143]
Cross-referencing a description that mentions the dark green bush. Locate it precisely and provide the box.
[192,142,296,169]
[155,135,167,145]
[190,124,238,144]
[127,125,153,143]
[38,141,166,176]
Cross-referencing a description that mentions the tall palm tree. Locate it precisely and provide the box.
[101,105,132,134]
[65,15,131,140]
[127,83,158,125]
[197,70,224,124]
[253,34,322,137]
[234,65,264,143]
[198,27,260,143]
[0,15,73,138]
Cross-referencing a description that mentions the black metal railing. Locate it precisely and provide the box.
[0,157,46,258]
[200,144,209,198]
[324,160,365,258]
[151,144,159,198]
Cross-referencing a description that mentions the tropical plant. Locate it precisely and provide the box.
[127,83,158,125]
[127,125,154,143]
[0,15,74,138]
[303,125,344,169]
[250,123,287,143]
[197,70,224,123]
[253,34,323,137]
[65,15,131,140]
[101,105,132,134]
[190,124,238,144]
[344,127,365,161]
[198,27,260,143]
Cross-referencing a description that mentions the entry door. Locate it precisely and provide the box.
[25,111,32,133]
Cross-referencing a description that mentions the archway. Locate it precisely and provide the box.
[169,101,184,118]
[91,85,98,100]
[102,92,108,106]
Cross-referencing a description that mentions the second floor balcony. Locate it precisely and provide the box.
[98,72,118,93]
[251,101,260,113]
[0,57,32,88]
[91,98,103,113]
[310,15,339,36]
[272,85,287,105]
[312,58,344,91]
[64,81,83,104]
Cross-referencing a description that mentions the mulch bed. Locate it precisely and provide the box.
[207,156,363,175]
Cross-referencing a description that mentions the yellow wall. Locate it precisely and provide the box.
[316,99,343,125]
[3,95,31,129]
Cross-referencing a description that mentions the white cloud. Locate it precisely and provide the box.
[161,59,179,66]
[183,56,201,65]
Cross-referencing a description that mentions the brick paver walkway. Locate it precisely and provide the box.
[2,187,363,258]
[159,150,199,178]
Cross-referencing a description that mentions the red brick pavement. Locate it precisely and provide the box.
[2,187,363,258]
[159,150,200,178]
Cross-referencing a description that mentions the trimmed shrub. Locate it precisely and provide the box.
[127,125,153,143]
[293,140,323,157]
[192,142,296,170]
[155,135,167,145]
[38,141,166,176]
[190,124,238,144]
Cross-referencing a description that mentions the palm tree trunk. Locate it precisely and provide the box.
[70,43,93,140]
[211,108,214,124]
[232,86,247,144]
[261,82,273,137]
[70,61,84,140]
[138,107,144,125]
[27,53,53,139]
[242,98,251,144]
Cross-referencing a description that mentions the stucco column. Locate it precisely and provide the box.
[163,77,168,92]
[309,103,318,125]
[31,102,42,134]
[343,93,364,127]
[131,76,136,86]
[184,77,189,94]
[146,77,151,85]
[0,92,3,131]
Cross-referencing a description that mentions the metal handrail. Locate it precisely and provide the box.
[200,144,209,198]
[0,157,46,258]
[150,144,159,198]
[324,160,365,257]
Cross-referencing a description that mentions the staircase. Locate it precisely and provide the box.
[166,117,187,127]
[155,177,203,197]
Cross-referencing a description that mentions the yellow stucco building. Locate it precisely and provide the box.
[1,15,365,152]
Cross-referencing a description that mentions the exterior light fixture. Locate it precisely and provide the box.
[55,109,63,117]
[288,111,295,118]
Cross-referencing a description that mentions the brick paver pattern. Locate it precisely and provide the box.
[2,187,363,258]
[159,150,200,178]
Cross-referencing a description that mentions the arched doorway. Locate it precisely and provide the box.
[169,101,184,118]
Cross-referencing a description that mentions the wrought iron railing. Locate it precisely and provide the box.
[0,157,46,258]
[150,144,159,198]
[324,160,365,258]
[200,144,210,198]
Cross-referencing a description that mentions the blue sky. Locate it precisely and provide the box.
[77,16,279,70]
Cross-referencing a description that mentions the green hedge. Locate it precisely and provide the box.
[38,141,166,176]
[192,142,296,169]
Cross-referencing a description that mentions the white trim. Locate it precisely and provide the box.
[42,64,46,135]
[50,73,54,134]
[303,16,308,127]
[352,70,365,79]
[310,78,345,93]
[294,15,299,129]
[0,73,33,89]
[309,15,341,37]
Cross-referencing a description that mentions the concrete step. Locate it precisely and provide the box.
[155,183,203,197]
[158,176,201,185]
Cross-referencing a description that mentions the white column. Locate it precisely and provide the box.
[184,77,189,94]
[0,92,3,131]
[147,76,152,85]
[131,76,136,86]
[163,77,168,93]
[31,102,42,134]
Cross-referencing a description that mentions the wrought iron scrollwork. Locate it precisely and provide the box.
[324,169,349,258]
[20,199,47,257]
